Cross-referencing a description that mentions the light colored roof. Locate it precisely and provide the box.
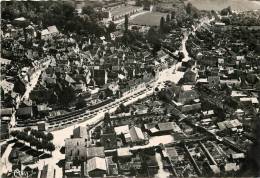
[0,58,11,65]
[117,147,132,157]
[14,17,26,21]
[182,85,193,91]
[231,91,247,97]
[150,127,160,133]
[224,163,240,172]
[231,153,245,159]
[165,147,178,158]
[87,157,107,172]
[209,165,220,174]
[41,29,49,36]
[240,97,259,104]
[196,78,208,83]
[217,119,242,130]
[114,125,129,135]
[118,73,126,80]
[203,110,214,116]
[0,80,14,93]
[129,127,145,142]
[235,109,244,113]
[65,74,76,83]
[47,25,59,34]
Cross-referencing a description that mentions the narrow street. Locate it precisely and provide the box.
[1,143,15,174]
[10,59,51,127]
[155,152,171,178]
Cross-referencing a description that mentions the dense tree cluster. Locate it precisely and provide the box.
[186,2,200,19]
[10,129,55,155]
[1,1,107,36]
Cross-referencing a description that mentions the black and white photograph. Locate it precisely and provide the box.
[1,0,260,177]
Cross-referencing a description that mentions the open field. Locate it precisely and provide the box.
[130,12,168,26]
[111,5,142,16]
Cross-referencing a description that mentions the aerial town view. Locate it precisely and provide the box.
[1,0,260,177]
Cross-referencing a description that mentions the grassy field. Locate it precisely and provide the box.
[130,12,168,26]
[111,5,142,16]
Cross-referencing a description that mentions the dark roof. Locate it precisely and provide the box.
[158,122,174,132]
[16,107,33,116]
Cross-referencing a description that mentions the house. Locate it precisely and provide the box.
[231,153,245,160]
[65,161,82,177]
[224,163,240,172]
[114,125,129,136]
[129,126,146,145]
[87,157,107,177]
[87,147,105,159]
[41,25,59,40]
[65,138,87,161]
[0,122,9,140]
[158,122,174,133]
[47,25,59,34]
[117,147,133,159]
[37,121,48,131]
[106,156,119,176]
[0,58,11,65]
[208,164,220,175]
[92,69,108,86]
[37,104,49,117]
[73,126,88,140]
[217,119,242,131]
[162,147,178,161]
[16,106,33,119]
[176,85,198,104]
[40,164,56,178]
[183,70,196,83]
[1,108,14,117]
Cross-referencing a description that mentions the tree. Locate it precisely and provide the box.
[30,129,37,136]
[124,15,129,32]
[220,6,232,16]
[135,0,142,6]
[76,98,87,109]
[24,127,31,133]
[107,22,117,33]
[160,16,165,32]
[35,140,43,151]
[28,135,35,147]
[171,11,176,20]
[104,112,111,127]
[45,133,54,142]
[10,130,20,138]
[82,6,95,16]
[17,131,28,143]
[46,142,55,155]
[166,14,170,22]
[186,2,193,15]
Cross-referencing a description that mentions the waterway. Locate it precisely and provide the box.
[185,0,260,11]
